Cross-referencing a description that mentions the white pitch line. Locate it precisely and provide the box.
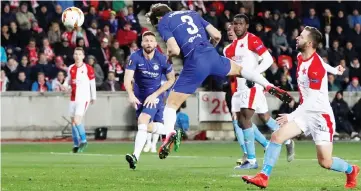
[48,152,360,162]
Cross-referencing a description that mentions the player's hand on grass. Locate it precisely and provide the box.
[144,93,158,109]
[276,114,289,126]
[335,65,345,75]
[129,94,141,109]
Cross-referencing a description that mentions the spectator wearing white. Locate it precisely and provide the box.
[52,71,69,92]
[16,2,35,31]
[0,70,9,92]
[346,77,361,92]
[47,22,62,45]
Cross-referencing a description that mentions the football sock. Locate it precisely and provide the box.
[241,68,271,87]
[261,142,282,177]
[75,123,87,143]
[330,157,353,174]
[233,120,247,154]
[133,124,148,160]
[152,133,160,149]
[253,123,269,148]
[71,125,79,147]
[145,133,152,147]
[163,107,177,134]
[265,117,279,131]
[243,128,256,162]
[152,122,168,135]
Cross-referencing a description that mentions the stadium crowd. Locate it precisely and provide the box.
[0,1,360,138]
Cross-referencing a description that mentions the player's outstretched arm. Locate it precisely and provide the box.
[255,51,273,74]
[205,25,221,47]
[166,38,180,57]
[323,62,345,75]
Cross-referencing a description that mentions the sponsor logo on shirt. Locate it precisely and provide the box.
[255,45,264,51]
[142,70,159,78]
[188,34,202,43]
[310,78,320,83]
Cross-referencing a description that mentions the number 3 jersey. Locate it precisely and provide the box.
[157,10,213,57]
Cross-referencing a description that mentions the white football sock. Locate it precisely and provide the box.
[163,106,177,134]
[152,122,168,135]
[241,68,271,87]
[145,133,152,146]
[133,124,148,160]
[151,133,160,149]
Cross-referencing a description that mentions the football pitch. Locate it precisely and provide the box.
[2,141,360,191]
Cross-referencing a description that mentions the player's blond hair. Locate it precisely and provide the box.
[304,26,322,49]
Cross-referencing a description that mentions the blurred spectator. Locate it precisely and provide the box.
[76,38,89,56]
[328,74,341,91]
[344,42,359,65]
[320,8,333,30]
[204,7,219,28]
[349,58,361,81]
[327,40,344,66]
[288,29,298,56]
[54,56,67,76]
[348,24,361,54]
[31,72,52,92]
[285,10,301,35]
[303,8,320,29]
[262,10,273,32]
[106,56,124,83]
[116,22,137,47]
[108,11,118,35]
[334,26,346,47]
[86,20,101,48]
[331,91,360,140]
[317,43,328,58]
[270,10,285,32]
[8,71,31,91]
[254,23,270,49]
[322,25,332,49]
[219,9,233,31]
[3,57,19,83]
[348,9,361,28]
[16,2,35,31]
[31,20,46,46]
[333,10,349,32]
[112,1,126,13]
[1,25,11,48]
[0,70,9,92]
[125,5,141,33]
[99,71,121,91]
[31,53,56,80]
[87,55,104,88]
[47,22,62,45]
[110,41,125,64]
[53,4,63,25]
[1,3,16,26]
[36,4,53,32]
[265,62,282,86]
[52,71,69,92]
[71,27,89,48]
[335,59,350,89]
[98,24,113,44]
[351,98,361,132]
[0,46,7,66]
[272,27,289,57]
[129,41,139,55]
[346,77,361,92]
[9,21,22,48]
[18,55,32,78]
[93,37,111,69]
[41,37,55,61]
[279,74,293,91]
[54,37,73,66]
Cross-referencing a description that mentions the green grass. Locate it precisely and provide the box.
[1,141,361,191]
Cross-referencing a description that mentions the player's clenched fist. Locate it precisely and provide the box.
[143,93,158,109]
[335,65,345,75]
[128,94,141,109]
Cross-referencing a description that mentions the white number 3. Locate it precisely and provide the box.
[181,15,199,35]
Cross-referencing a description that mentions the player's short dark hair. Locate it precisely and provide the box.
[74,47,85,54]
[233,14,249,24]
[142,31,156,39]
[146,3,172,26]
[304,26,322,49]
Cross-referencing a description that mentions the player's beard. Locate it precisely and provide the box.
[144,46,155,54]
[296,43,306,52]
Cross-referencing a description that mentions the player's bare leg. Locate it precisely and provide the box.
[72,115,87,153]
[228,60,292,103]
[126,113,151,170]
[234,109,259,169]
[242,121,302,188]
[258,113,295,162]
[316,143,360,189]
[158,91,188,159]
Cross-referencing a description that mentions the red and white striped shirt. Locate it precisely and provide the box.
[67,63,96,102]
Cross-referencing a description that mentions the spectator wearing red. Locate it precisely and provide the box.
[30,20,46,46]
[31,72,52,92]
[54,56,67,76]
[41,37,55,61]
[62,27,73,45]
[116,22,137,47]
[25,38,39,65]
[106,56,124,83]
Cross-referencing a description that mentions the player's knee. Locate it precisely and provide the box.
[270,132,283,144]
[318,158,333,169]
[72,116,82,126]
[258,113,270,123]
[138,114,151,125]
[240,119,252,129]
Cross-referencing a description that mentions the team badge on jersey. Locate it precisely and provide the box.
[153,65,159,70]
